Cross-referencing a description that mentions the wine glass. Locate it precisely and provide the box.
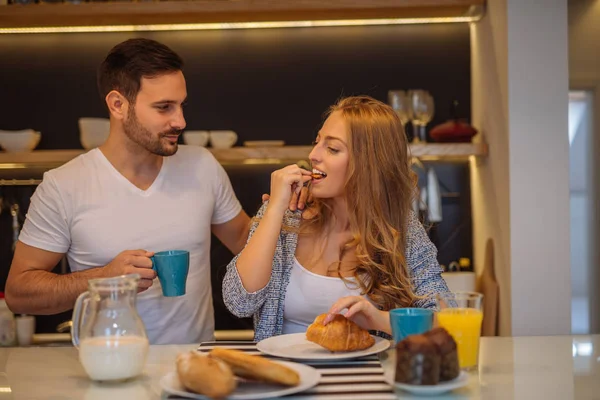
[388,90,413,142]
[409,90,435,142]
[388,90,413,125]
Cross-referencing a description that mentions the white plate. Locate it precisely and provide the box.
[160,360,320,400]
[256,333,390,361]
[384,371,469,396]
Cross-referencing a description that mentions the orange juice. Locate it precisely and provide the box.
[437,308,483,369]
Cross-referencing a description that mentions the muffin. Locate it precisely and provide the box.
[394,334,441,385]
[424,327,460,381]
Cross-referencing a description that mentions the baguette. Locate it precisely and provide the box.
[176,351,236,399]
[210,347,300,387]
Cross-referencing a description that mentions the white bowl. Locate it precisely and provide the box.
[79,117,110,149]
[209,130,237,149]
[0,129,41,152]
[183,130,209,146]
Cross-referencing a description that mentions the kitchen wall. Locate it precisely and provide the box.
[507,0,570,336]
[471,0,571,336]
[470,0,511,336]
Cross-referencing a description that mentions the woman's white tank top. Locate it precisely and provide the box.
[282,257,365,334]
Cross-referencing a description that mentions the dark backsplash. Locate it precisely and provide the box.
[0,23,470,148]
[0,23,472,333]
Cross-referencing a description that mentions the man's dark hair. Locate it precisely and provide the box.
[97,38,184,106]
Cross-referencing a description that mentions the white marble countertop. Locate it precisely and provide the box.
[380,334,600,399]
[0,335,597,399]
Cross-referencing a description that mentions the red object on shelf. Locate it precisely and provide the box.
[430,119,478,143]
[430,100,478,143]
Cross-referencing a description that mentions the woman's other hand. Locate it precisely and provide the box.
[323,296,391,335]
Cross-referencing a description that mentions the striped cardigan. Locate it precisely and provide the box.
[222,203,451,342]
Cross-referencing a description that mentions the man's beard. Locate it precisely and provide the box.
[123,107,181,157]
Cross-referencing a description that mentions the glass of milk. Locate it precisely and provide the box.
[72,274,149,381]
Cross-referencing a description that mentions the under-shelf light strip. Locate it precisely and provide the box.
[0,16,481,34]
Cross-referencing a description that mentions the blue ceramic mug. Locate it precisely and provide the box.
[389,308,434,344]
[151,250,189,297]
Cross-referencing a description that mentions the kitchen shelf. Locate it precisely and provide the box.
[212,142,488,162]
[0,0,485,30]
[409,142,487,160]
[0,143,487,172]
[0,150,83,167]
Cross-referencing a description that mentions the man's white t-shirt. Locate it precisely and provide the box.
[19,145,242,344]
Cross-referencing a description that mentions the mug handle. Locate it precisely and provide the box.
[71,291,90,348]
[150,256,156,271]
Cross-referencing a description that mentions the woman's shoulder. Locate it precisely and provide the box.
[405,211,436,258]
[406,210,425,236]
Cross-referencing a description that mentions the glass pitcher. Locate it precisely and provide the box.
[72,274,149,381]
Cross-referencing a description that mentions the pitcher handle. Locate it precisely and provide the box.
[71,291,90,348]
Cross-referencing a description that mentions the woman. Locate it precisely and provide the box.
[223,95,450,341]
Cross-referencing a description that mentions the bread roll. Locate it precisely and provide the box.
[210,347,300,386]
[306,313,375,352]
[176,351,236,399]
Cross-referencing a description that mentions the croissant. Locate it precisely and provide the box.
[306,313,375,352]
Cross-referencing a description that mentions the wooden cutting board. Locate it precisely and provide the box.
[477,238,499,336]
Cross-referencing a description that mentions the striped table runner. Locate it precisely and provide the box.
[166,341,395,400]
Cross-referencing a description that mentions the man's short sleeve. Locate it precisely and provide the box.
[211,162,242,225]
[19,173,71,253]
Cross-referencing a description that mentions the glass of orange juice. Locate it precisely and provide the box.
[435,291,484,370]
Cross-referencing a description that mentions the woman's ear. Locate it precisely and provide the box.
[105,90,128,121]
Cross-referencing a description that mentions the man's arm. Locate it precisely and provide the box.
[211,210,251,255]
[5,241,157,315]
[6,242,105,315]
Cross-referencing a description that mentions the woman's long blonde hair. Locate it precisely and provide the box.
[302,95,417,310]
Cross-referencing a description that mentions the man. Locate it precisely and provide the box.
[5,38,250,344]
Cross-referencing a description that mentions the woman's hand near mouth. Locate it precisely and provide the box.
[267,165,313,215]
[262,168,312,212]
